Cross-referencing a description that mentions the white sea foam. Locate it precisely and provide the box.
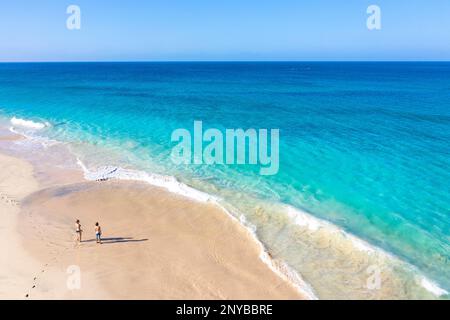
[9,126,60,148]
[10,117,48,130]
[212,203,318,299]
[287,205,381,255]
[259,249,318,299]
[286,205,324,232]
[286,204,449,297]
[76,159,215,203]
[8,117,59,148]
[419,277,448,297]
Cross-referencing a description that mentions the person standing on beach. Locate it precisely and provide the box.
[75,219,82,243]
[95,222,102,244]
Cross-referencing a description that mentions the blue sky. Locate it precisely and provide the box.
[0,0,449,61]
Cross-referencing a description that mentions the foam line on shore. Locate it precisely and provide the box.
[10,117,49,130]
[285,205,449,297]
[419,277,449,297]
[8,117,60,148]
[76,160,215,203]
[286,205,379,254]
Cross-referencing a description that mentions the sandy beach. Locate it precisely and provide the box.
[0,133,305,300]
[0,153,40,298]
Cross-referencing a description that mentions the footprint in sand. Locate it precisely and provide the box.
[30,264,49,293]
[0,192,20,206]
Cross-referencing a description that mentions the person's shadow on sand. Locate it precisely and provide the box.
[83,237,148,244]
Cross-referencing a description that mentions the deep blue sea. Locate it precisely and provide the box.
[0,62,449,299]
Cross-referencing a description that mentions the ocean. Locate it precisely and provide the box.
[0,62,449,299]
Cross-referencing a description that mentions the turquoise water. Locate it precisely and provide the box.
[0,62,449,299]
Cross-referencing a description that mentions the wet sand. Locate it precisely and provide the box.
[0,133,24,141]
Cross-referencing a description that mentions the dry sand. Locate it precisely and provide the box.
[0,154,40,298]
[0,149,304,299]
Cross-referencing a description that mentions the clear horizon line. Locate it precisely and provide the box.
[1,59,449,63]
